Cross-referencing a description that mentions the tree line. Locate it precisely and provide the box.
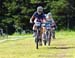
[0,0,75,34]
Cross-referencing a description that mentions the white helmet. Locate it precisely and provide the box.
[37,6,43,14]
[46,12,52,19]
[47,12,52,16]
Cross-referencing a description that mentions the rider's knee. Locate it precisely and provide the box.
[42,27,46,33]
[33,25,37,30]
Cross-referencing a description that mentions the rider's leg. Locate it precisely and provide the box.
[33,25,37,37]
[38,28,43,46]
[53,30,55,39]
[42,27,48,45]
[52,27,56,39]
[42,27,46,41]
[42,27,47,45]
[33,25,38,43]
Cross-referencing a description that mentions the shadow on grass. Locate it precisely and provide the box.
[47,46,75,49]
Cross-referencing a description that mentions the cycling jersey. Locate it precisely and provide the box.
[45,20,53,29]
[31,12,46,23]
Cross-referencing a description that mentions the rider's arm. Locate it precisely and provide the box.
[30,16,35,23]
[30,12,37,23]
[51,18,56,27]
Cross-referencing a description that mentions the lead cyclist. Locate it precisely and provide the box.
[30,6,46,45]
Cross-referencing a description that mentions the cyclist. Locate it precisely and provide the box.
[30,6,46,45]
[46,12,56,39]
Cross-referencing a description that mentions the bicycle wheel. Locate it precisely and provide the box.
[44,33,47,46]
[36,29,39,49]
[48,30,51,46]
[43,40,47,46]
[36,38,38,49]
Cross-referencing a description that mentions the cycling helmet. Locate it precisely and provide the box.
[37,6,43,14]
[46,12,52,19]
[47,12,52,16]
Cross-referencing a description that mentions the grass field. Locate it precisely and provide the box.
[0,31,75,58]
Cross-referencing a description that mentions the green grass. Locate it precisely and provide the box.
[0,31,75,58]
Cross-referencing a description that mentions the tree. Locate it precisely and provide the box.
[0,0,75,35]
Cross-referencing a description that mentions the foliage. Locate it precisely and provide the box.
[0,0,75,34]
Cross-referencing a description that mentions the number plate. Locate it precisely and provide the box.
[35,22,41,27]
[46,27,51,29]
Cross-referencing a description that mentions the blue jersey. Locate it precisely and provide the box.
[33,12,46,22]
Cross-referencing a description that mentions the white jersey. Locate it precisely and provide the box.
[46,14,55,24]
[45,13,55,29]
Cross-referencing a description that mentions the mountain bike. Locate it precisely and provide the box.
[35,22,42,49]
[42,23,51,46]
